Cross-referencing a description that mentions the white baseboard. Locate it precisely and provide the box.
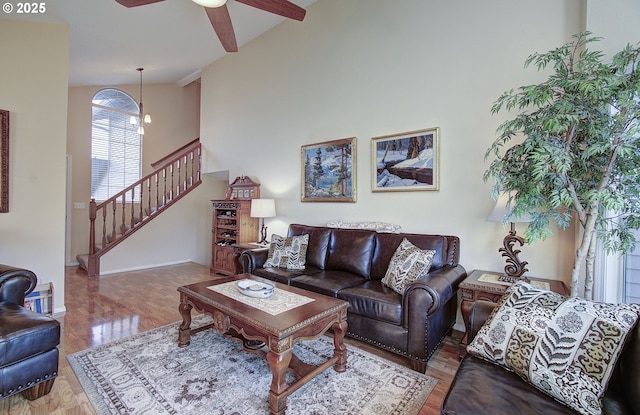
[99,260,193,275]
[53,306,67,317]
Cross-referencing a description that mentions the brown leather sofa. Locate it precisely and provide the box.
[240,224,467,372]
[441,300,640,415]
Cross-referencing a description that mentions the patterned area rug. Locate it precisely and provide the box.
[68,315,437,415]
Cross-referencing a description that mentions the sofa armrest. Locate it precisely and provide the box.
[239,249,269,274]
[0,264,38,305]
[402,264,467,320]
[467,300,497,342]
[402,264,466,362]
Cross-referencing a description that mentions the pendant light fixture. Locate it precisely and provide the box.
[130,67,151,135]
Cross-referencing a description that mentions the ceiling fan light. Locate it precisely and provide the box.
[144,114,151,124]
[192,0,227,7]
[130,115,137,125]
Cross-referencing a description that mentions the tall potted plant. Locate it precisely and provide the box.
[484,32,640,298]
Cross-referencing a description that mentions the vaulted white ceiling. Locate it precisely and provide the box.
[3,0,316,86]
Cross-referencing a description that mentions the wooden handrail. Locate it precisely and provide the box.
[85,142,202,276]
[150,138,200,170]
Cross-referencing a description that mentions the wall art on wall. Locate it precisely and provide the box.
[301,137,356,202]
[0,109,8,212]
[372,127,439,192]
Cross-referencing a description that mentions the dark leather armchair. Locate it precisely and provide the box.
[0,265,60,400]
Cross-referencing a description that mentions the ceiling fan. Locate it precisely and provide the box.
[115,0,306,52]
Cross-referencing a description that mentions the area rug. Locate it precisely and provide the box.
[68,314,437,415]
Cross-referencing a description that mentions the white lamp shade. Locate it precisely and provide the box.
[143,114,151,124]
[250,199,276,218]
[192,0,227,7]
[486,192,532,223]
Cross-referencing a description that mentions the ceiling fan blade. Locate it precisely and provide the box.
[115,0,164,7]
[236,0,306,21]
[205,5,238,52]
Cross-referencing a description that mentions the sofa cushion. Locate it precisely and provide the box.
[381,238,435,294]
[263,234,309,270]
[291,270,366,297]
[467,281,640,415]
[371,233,447,280]
[0,302,60,366]
[252,266,321,285]
[325,228,376,278]
[287,224,331,269]
[337,280,402,325]
[288,224,331,269]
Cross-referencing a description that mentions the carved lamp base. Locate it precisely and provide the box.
[497,273,530,284]
[498,222,529,282]
[258,219,269,245]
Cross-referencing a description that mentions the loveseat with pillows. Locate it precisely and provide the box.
[239,223,467,372]
[442,281,640,415]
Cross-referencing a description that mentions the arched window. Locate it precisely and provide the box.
[91,89,142,201]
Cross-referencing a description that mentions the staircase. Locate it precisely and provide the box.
[77,140,202,276]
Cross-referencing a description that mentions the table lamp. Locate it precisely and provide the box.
[250,199,276,245]
[486,192,532,283]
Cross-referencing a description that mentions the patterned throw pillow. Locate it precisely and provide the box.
[467,281,640,415]
[381,238,436,295]
[263,234,309,270]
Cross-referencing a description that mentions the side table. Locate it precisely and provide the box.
[459,269,568,355]
[212,244,265,276]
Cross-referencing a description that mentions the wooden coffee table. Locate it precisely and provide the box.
[177,274,349,415]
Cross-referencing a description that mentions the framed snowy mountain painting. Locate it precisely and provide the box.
[301,137,356,202]
[372,127,439,192]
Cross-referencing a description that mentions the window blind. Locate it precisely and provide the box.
[91,89,142,201]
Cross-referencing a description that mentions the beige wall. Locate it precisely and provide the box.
[2,0,637,313]
[200,0,588,283]
[66,81,226,273]
[0,19,69,313]
[586,0,640,58]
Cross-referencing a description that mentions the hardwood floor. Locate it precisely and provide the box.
[0,263,462,415]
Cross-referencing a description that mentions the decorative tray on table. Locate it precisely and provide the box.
[237,280,274,298]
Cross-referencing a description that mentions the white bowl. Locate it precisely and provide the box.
[237,280,274,298]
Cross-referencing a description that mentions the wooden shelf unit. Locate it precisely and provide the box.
[211,200,258,275]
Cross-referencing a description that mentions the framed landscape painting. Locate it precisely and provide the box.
[301,137,356,202]
[372,127,439,192]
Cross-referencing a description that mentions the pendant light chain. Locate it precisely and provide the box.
[136,67,151,135]
[138,67,143,108]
